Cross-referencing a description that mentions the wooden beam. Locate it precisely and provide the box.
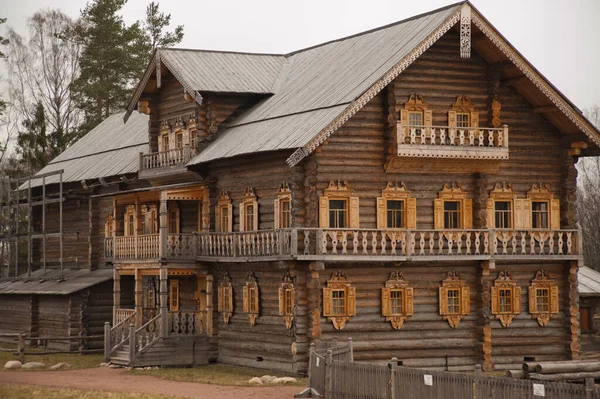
[490,61,514,70]
[533,106,558,114]
[503,75,528,86]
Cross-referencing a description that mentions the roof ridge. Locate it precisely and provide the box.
[159,47,285,57]
[47,142,147,166]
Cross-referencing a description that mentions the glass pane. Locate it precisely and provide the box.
[536,288,549,312]
[390,289,403,315]
[532,202,549,229]
[329,200,347,228]
[457,113,470,128]
[332,290,345,315]
[448,289,460,314]
[409,112,423,126]
[494,201,512,229]
[281,200,291,228]
[499,289,512,313]
[387,200,404,228]
[444,201,461,229]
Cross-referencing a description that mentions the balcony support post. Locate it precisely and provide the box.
[112,268,120,326]
[477,260,493,371]
[159,192,168,260]
[134,197,140,259]
[139,152,144,172]
[160,266,169,338]
[134,268,142,328]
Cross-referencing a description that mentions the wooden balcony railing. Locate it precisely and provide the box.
[166,233,196,259]
[115,308,136,324]
[395,124,509,159]
[139,145,196,171]
[168,311,206,336]
[109,235,160,260]
[196,229,294,258]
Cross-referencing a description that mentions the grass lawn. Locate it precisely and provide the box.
[0,344,103,371]
[0,385,187,399]
[130,363,307,387]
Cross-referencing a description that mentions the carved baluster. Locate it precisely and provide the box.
[410,128,417,144]
[469,129,475,146]
[558,232,564,255]
[478,129,484,146]
[502,233,508,255]
[410,232,416,256]
[530,235,536,255]
[511,234,517,255]
[390,232,397,255]
[371,232,377,255]
[331,232,339,255]
[440,129,446,145]
[483,232,489,255]
[456,232,463,255]
[447,234,453,255]
[459,129,465,146]
[321,231,328,255]
[353,232,359,255]
[342,231,348,255]
[304,230,311,255]
[438,233,444,255]
[401,231,407,255]
[420,130,427,144]
[521,232,527,255]
[419,233,425,255]
[548,233,555,255]
[362,231,368,255]
[539,234,546,255]
[488,130,494,147]
[430,128,437,145]
[449,128,456,146]
[567,232,573,254]
[399,125,406,144]
[497,130,504,147]
[429,232,435,255]
[381,233,387,255]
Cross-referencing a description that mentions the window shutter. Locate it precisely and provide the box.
[424,110,433,137]
[470,111,479,128]
[381,287,390,316]
[349,197,360,228]
[491,286,499,314]
[462,287,470,315]
[226,288,233,312]
[239,203,246,231]
[434,199,444,229]
[253,202,259,231]
[274,199,280,229]
[278,286,285,316]
[347,287,357,316]
[529,287,536,314]
[319,197,329,228]
[487,200,495,228]
[550,199,560,230]
[448,111,457,127]
[463,198,473,229]
[227,203,233,232]
[218,286,224,312]
[407,198,417,229]
[170,280,179,311]
[400,109,409,126]
[215,206,221,232]
[243,285,249,313]
[323,288,333,316]
[376,197,386,229]
[513,286,522,314]
[253,287,259,314]
[515,199,531,229]
[405,287,414,316]
[550,285,559,314]
[439,287,448,315]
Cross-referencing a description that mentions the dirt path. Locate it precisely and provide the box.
[0,367,302,399]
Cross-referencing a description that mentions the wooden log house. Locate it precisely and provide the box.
[7,2,600,371]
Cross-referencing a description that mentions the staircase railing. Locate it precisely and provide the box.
[104,311,136,360]
[135,314,161,356]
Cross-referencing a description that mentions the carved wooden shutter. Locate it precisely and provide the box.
[405,287,414,316]
[239,203,245,231]
[349,197,360,228]
[253,203,259,231]
[381,287,390,316]
[491,286,499,314]
[424,110,433,137]
[486,200,495,228]
[225,287,233,312]
[347,287,357,316]
[513,286,522,314]
[218,286,224,312]
[528,287,536,314]
[470,111,479,128]
[407,198,417,229]
[274,199,280,229]
[434,199,444,229]
[463,199,473,229]
[243,285,249,313]
[278,286,285,316]
[550,286,559,314]
[448,111,457,127]
[319,197,329,228]
[515,199,531,229]
[252,287,259,314]
[461,287,470,315]
[215,206,221,232]
[170,280,179,311]
[439,287,448,315]
[227,203,233,232]
[400,110,409,126]
[376,197,386,229]
[322,288,333,316]
[550,199,560,230]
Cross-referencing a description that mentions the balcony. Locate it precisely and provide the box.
[395,124,509,160]
[138,145,197,180]
[105,233,197,262]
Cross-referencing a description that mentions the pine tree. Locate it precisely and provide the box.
[16,101,49,173]
[143,2,184,53]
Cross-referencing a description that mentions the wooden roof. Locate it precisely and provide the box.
[579,266,600,297]
[0,268,112,295]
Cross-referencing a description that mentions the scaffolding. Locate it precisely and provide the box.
[0,170,64,280]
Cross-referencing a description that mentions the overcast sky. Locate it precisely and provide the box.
[1,0,599,110]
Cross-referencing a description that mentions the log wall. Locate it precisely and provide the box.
[0,294,33,336]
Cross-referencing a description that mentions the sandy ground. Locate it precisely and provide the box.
[0,367,302,399]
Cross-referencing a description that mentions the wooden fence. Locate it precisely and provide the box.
[0,333,104,363]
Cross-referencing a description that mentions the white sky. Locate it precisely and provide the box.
[0,0,599,109]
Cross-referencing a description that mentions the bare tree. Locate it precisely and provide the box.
[577,104,600,269]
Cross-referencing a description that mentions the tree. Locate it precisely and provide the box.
[0,17,8,117]
[143,2,184,53]
[16,101,49,173]
[577,105,600,269]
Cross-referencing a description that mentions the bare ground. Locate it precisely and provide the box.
[0,367,302,399]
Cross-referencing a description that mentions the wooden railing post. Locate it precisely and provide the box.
[104,322,111,361]
[489,230,496,255]
[128,324,136,365]
[406,230,413,256]
[290,228,298,256]
[160,267,169,338]
[348,337,354,362]
[316,229,324,254]
[390,357,398,399]
[159,192,168,260]
[139,152,144,171]
[502,124,509,147]
[232,233,238,257]
[325,349,333,399]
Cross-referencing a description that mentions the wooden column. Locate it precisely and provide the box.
[134,197,141,258]
[478,261,493,371]
[307,262,322,341]
[202,189,211,232]
[134,268,142,328]
[560,150,579,229]
[159,192,168,259]
[206,274,213,336]
[160,267,169,338]
[473,173,489,229]
[566,260,580,360]
[113,268,121,326]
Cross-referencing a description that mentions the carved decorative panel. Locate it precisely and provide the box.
[491,271,521,327]
[381,271,414,329]
[528,270,559,327]
[439,271,470,328]
[323,271,356,330]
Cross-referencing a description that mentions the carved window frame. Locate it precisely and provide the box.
[169,279,179,311]
[215,190,233,233]
[141,204,158,235]
[400,94,432,137]
[173,117,186,149]
[217,273,233,324]
[239,188,258,232]
[439,271,470,328]
[491,271,521,327]
[159,121,170,152]
[434,183,473,229]
[319,180,359,229]
[124,205,136,236]
[381,271,414,329]
[167,201,180,234]
[278,270,295,329]
[105,213,114,238]
[486,183,517,229]
[529,270,559,327]
[448,95,479,129]
[527,184,560,230]
[243,272,259,326]
[376,182,416,229]
[274,183,292,229]
[188,114,198,150]
[323,271,356,330]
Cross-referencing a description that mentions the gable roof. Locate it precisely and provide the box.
[0,268,112,295]
[579,266,600,297]
[31,111,148,187]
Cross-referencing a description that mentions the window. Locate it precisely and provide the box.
[319,180,359,229]
[532,201,549,229]
[141,204,158,235]
[528,270,559,327]
[434,183,472,230]
[162,134,169,152]
[376,182,416,229]
[278,270,295,329]
[399,94,432,141]
[105,214,114,238]
[243,272,260,325]
[581,307,592,332]
[408,111,423,127]
[439,271,470,328]
[491,271,521,327]
[387,200,405,228]
[381,271,414,329]
[188,115,198,150]
[456,113,470,128]
[274,183,292,229]
[175,132,183,149]
[190,129,198,149]
[215,191,232,232]
[495,201,512,229]
[217,273,233,324]
[240,187,258,232]
[124,205,136,236]
[169,279,179,311]
[487,183,517,229]
[448,95,479,130]
[219,205,230,232]
[168,207,180,234]
[527,183,560,230]
[323,271,356,330]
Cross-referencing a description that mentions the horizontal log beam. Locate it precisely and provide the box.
[503,75,528,87]
[533,106,558,114]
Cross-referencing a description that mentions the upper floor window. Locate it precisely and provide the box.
[215,191,232,233]
[240,188,258,232]
[400,94,432,138]
[124,205,136,236]
[376,181,417,229]
[448,95,479,129]
[434,183,472,230]
[175,132,183,149]
[167,202,180,234]
[528,270,559,327]
[319,180,359,229]
[439,271,470,328]
[322,271,356,330]
[532,201,549,229]
[274,183,292,229]
[105,213,114,238]
[527,184,559,230]
[486,183,517,229]
[456,113,470,128]
[162,134,169,152]
[142,204,158,234]
[495,201,512,229]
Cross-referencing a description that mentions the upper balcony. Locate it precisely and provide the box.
[138,145,197,180]
[394,124,509,160]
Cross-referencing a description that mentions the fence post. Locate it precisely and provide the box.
[585,378,594,399]
[325,349,333,399]
[308,342,315,384]
[18,334,25,364]
[390,357,398,399]
[129,324,136,366]
[348,337,354,362]
[104,322,111,361]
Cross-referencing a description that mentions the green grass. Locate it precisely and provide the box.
[0,344,103,371]
[130,363,307,387]
[0,385,188,399]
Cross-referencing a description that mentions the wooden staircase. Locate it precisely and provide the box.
[108,336,210,367]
